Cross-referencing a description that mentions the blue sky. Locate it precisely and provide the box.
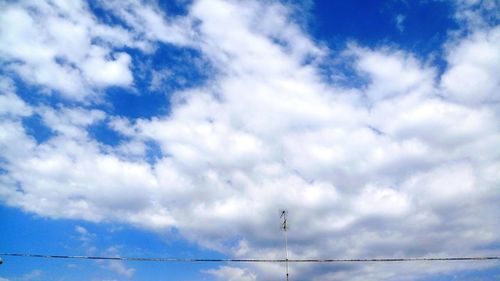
[0,0,499,280]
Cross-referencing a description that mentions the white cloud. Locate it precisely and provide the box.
[106,261,135,278]
[0,0,192,100]
[204,266,257,281]
[0,1,132,100]
[441,26,500,105]
[453,0,499,29]
[395,14,405,32]
[81,47,133,87]
[20,270,42,281]
[348,45,436,101]
[99,247,135,278]
[369,93,498,149]
[0,79,32,117]
[75,225,96,244]
[98,0,195,47]
[0,0,499,280]
[75,225,89,236]
[38,106,106,139]
[149,69,172,91]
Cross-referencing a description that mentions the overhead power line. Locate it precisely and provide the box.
[0,253,498,263]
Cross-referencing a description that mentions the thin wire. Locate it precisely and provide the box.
[0,253,498,263]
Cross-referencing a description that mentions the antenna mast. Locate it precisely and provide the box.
[280,210,289,281]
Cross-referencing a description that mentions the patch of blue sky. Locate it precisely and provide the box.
[87,111,161,161]
[0,205,224,281]
[307,0,459,86]
[99,85,170,119]
[310,0,457,55]
[415,266,500,281]
[138,44,213,95]
[156,0,194,17]
[86,2,133,31]
[88,120,123,146]
[21,114,55,144]
[2,73,58,144]
[3,72,72,109]
[144,140,163,164]
[96,45,212,120]
[0,165,7,176]
[475,241,500,252]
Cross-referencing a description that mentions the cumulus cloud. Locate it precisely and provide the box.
[441,26,500,105]
[0,0,192,100]
[348,46,436,101]
[0,0,499,280]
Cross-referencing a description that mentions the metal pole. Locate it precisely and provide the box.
[281,210,289,281]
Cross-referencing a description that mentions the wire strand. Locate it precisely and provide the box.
[1,253,498,263]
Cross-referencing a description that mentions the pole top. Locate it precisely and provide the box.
[280,209,288,217]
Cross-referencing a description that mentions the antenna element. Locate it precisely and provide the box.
[280,210,289,281]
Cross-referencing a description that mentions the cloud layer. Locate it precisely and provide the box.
[1,0,499,280]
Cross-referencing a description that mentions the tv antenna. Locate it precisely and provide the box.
[280,210,289,281]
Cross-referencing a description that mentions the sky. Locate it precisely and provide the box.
[0,0,499,280]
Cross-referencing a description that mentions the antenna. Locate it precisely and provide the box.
[280,210,289,281]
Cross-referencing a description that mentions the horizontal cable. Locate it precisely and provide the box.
[0,253,499,263]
